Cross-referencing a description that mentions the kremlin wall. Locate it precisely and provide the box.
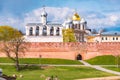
[0,42,120,60]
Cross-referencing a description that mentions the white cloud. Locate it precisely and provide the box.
[0,6,120,33]
[109,15,118,22]
[0,16,24,31]
[25,6,120,30]
[86,12,120,29]
[24,7,74,23]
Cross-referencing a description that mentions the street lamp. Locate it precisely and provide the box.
[39,55,42,66]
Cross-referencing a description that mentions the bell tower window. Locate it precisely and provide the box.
[29,27,33,36]
[56,27,60,36]
[50,27,54,36]
[36,26,39,36]
[42,26,47,36]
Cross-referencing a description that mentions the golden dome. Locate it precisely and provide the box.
[72,13,81,21]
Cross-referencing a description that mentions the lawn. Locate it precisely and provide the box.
[0,57,82,65]
[86,55,118,65]
[0,65,115,80]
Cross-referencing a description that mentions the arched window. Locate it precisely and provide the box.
[56,27,60,36]
[42,26,47,36]
[50,27,54,36]
[29,27,33,36]
[72,24,74,29]
[75,24,77,29]
[79,24,80,29]
[36,26,39,36]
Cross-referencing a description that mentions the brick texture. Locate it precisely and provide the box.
[0,42,120,60]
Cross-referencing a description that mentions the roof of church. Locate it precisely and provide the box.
[26,23,62,26]
[101,31,120,36]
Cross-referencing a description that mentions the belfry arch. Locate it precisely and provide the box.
[50,27,54,36]
[29,27,33,36]
[42,26,47,36]
[56,27,60,36]
[36,26,39,36]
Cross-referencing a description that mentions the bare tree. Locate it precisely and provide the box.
[1,37,27,71]
[0,26,27,71]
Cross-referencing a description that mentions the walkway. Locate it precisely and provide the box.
[79,60,120,76]
[75,76,120,80]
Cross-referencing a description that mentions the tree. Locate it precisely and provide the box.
[0,26,26,71]
[62,29,76,42]
[115,54,120,68]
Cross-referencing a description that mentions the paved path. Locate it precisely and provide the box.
[75,76,120,80]
[79,60,120,76]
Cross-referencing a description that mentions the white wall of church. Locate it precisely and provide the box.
[24,36,63,42]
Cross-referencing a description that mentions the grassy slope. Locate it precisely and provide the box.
[0,65,114,80]
[0,58,82,65]
[86,55,117,65]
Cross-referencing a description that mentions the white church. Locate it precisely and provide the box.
[24,7,88,42]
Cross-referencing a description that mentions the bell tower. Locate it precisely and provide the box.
[41,6,47,25]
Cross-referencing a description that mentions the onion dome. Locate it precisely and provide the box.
[41,8,47,17]
[72,13,81,21]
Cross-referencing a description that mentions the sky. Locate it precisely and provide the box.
[0,0,120,33]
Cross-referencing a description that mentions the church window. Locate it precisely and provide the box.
[74,24,77,29]
[79,24,80,29]
[42,26,47,36]
[29,27,33,36]
[72,24,74,29]
[50,27,54,36]
[56,27,60,36]
[36,26,39,36]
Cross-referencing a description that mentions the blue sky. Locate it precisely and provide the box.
[0,0,120,33]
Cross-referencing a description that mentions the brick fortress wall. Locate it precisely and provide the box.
[0,42,120,60]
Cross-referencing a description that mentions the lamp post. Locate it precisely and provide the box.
[39,55,42,66]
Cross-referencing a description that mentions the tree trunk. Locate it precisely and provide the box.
[15,52,20,71]
[16,58,20,71]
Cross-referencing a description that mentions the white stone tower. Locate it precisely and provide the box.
[41,7,47,25]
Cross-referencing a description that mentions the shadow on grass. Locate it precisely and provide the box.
[19,64,44,71]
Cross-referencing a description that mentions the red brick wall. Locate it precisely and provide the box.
[0,42,120,60]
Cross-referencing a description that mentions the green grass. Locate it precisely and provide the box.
[103,66,120,72]
[0,57,82,65]
[86,55,117,65]
[0,65,115,80]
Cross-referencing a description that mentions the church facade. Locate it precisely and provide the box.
[24,7,120,43]
[25,8,63,42]
[24,8,88,42]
